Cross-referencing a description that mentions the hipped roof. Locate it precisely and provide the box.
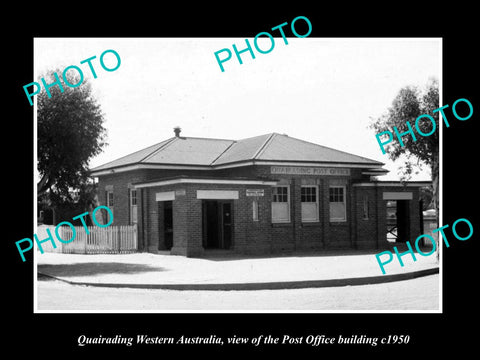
[90,133,384,174]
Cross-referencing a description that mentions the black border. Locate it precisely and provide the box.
[7,4,479,355]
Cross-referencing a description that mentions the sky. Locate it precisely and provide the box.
[34,37,441,181]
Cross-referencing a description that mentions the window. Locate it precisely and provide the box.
[106,190,114,209]
[252,200,259,221]
[130,189,138,224]
[272,186,290,223]
[105,190,114,222]
[329,186,346,221]
[301,186,319,222]
[363,195,369,220]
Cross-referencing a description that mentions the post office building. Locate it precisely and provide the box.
[90,128,428,256]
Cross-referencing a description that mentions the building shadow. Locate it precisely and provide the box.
[37,262,166,279]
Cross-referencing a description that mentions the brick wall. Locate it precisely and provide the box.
[353,185,422,250]
[95,165,423,256]
[354,186,380,249]
[97,169,150,226]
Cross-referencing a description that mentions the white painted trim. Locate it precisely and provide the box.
[383,192,413,200]
[362,171,389,175]
[90,163,211,176]
[130,188,138,224]
[250,161,382,169]
[353,182,430,187]
[206,161,256,169]
[197,190,239,200]
[135,178,278,189]
[156,191,175,201]
[252,200,259,222]
[90,160,385,176]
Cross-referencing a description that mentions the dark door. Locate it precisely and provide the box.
[396,200,410,242]
[203,201,219,248]
[221,202,232,249]
[164,201,173,250]
[202,200,232,249]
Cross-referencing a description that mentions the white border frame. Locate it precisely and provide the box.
[33,37,442,314]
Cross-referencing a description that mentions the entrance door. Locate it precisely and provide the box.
[203,200,219,248]
[163,201,173,250]
[202,200,233,249]
[386,199,411,242]
[396,200,410,242]
[222,202,232,249]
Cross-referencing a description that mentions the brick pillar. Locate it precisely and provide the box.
[157,202,166,250]
[170,194,187,256]
[147,192,159,253]
[186,196,204,257]
[376,187,387,248]
[170,188,204,257]
[137,188,145,251]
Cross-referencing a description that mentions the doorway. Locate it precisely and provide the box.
[386,200,410,242]
[163,201,173,250]
[396,200,410,242]
[202,200,232,249]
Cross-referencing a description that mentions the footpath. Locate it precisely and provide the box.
[37,248,439,290]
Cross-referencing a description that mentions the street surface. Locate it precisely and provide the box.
[36,274,439,311]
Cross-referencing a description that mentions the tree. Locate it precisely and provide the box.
[370,78,439,209]
[37,70,107,206]
[370,78,439,257]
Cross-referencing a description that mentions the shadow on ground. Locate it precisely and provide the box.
[38,262,166,279]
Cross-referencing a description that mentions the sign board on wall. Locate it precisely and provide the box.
[175,189,186,196]
[246,189,264,197]
[271,166,350,176]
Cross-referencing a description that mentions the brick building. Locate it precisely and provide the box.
[90,128,429,256]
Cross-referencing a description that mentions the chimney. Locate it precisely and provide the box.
[173,126,181,137]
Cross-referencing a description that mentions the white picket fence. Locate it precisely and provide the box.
[37,224,138,254]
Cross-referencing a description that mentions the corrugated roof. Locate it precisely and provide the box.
[212,133,273,165]
[256,133,381,164]
[144,137,234,165]
[90,132,383,173]
[90,137,176,171]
